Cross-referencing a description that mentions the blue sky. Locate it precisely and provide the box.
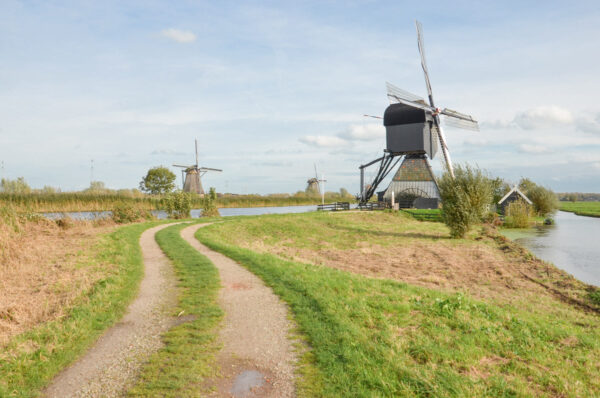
[2,1,600,193]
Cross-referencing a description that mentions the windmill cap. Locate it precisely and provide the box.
[384,103,428,126]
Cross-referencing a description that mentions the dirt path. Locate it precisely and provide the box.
[44,223,179,397]
[181,224,297,398]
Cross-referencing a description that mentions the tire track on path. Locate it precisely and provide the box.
[44,223,179,397]
[180,224,297,398]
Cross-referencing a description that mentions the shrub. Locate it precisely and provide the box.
[438,164,493,238]
[201,187,220,217]
[111,201,152,223]
[504,199,532,228]
[163,191,193,219]
[526,185,558,216]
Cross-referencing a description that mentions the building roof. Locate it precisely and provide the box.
[498,185,532,205]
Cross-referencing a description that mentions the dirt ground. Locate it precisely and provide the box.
[181,224,297,398]
[244,228,586,308]
[0,218,115,346]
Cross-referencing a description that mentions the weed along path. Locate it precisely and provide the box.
[44,223,179,397]
[180,223,297,398]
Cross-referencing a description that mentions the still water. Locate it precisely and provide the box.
[501,211,600,286]
[43,204,321,221]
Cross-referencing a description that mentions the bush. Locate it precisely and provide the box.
[202,188,220,217]
[504,199,532,228]
[526,185,558,216]
[163,191,193,219]
[438,164,493,238]
[111,201,153,224]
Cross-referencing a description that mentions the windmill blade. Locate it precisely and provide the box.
[195,139,199,167]
[199,167,223,172]
[442,115,480,131]
[314,163,318,180]
[173,164,192,168]
[388,95,437,113]
[433,117,455,178]
[386,81,424,104]
[415,20,434,105]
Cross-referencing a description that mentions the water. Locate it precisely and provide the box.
[501,211,600,286]
[43,204,325,221]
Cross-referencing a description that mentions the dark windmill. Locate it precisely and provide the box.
[173,139,222,195]
[306,164,320,195]
[359,21,479,208]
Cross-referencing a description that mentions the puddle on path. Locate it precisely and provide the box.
[230,370,266,397]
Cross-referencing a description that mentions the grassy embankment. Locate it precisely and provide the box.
[0,217,167,397]
[128,222,223,397]
[0,192,355,213]
[560,201,600,218]
[195,211,600,397]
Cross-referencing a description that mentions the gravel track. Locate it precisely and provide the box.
[44,223,179,397]
[181,224,297,398]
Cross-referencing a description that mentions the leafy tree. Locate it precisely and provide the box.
[518,178,558,216]
[0,177,31,194]
[437,164,493,238]
[140,166,176,195]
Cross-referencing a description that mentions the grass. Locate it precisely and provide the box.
[128,222,222,397]
[195,212,600,397]
[559,201,600,217]
[401,208,443,222]
[0,221,167,398]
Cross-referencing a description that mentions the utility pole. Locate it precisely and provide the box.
[318,173,327,205]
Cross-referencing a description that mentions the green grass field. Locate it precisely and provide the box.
[193,212,600,397]
[559,201,600,217]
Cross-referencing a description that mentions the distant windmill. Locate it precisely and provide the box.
[305,164,321,195]
[173,139,222,195]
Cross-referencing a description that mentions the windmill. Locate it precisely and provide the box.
[359,20,479,208]
[305,164,320,196]
[173,139,222,195]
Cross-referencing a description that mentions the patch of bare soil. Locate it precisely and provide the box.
[181,224,297,398]
[0,218,115,346]
[244,229,589,307]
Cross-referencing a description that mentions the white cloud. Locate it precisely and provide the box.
[338,123,384,141]
[299,135,349,148]
[160,28,197,43]
[513,106,573,130]
[517,144,552,154]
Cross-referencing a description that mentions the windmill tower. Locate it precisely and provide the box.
[359,21,479,208]
[305,164,320,196]
[173,139,222,195]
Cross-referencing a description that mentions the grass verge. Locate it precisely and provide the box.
[0,221,166,398]
[559,201,600,217]
[196,216,600,397]
[128,222,222,397]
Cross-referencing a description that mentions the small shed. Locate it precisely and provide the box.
[497,186,532,214]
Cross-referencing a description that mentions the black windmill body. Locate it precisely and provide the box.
[173,139,222,195]
[359,21,479,208]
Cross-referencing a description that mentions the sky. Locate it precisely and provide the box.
[1,0,600,194]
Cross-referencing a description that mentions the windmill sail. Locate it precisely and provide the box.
[386,82,424,104]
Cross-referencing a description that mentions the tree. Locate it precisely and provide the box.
[437,164,493,238]
[0,177,31,194]
[140,166,176,195]
[518,178,558,216]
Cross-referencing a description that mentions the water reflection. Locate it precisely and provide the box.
[501,211,600,286]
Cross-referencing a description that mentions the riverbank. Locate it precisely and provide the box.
[0,192,355,213]
[559,201,600,218]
